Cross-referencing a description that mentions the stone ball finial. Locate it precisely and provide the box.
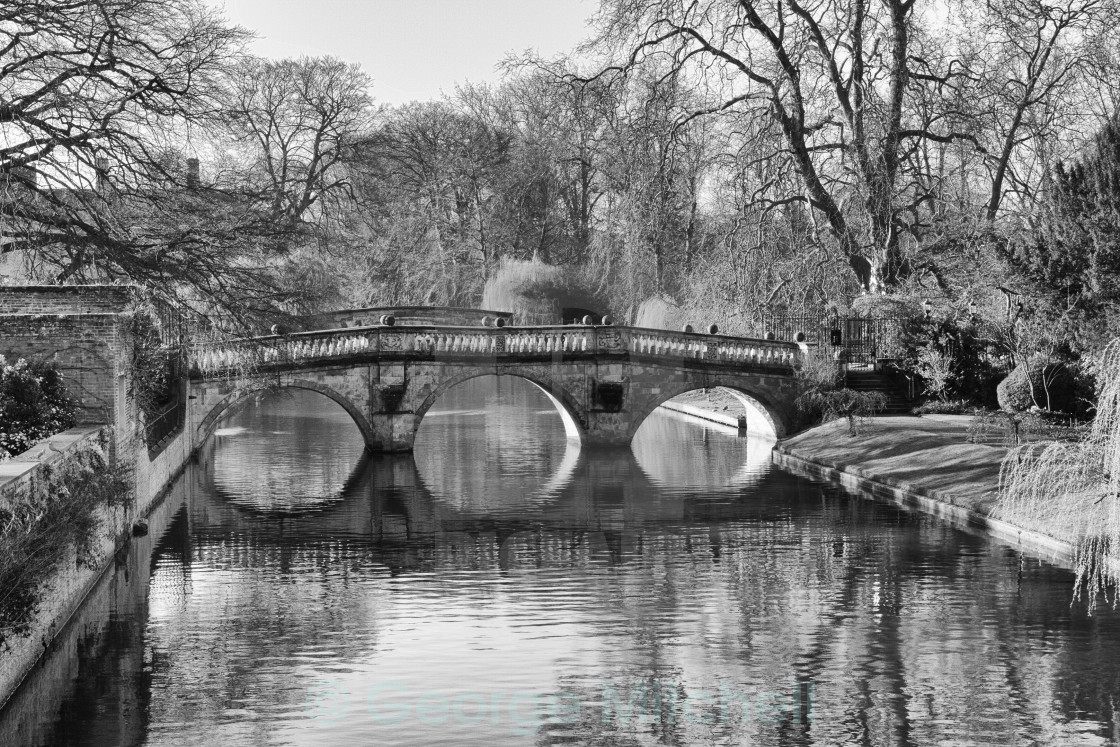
[380,314,396,327]
[765,331,776,341]
[270,324,281,336]
[682,324,694,333]
[794,331,807,343]
[481,315,493,327]
[582,315,594,325]
[708,323,719,335]
[494,317,507,328]
[602,315,614,326]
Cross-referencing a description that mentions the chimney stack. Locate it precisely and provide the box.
[95,157,110,191]
[186,157,200,189]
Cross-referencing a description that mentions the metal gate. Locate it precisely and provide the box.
[759,312,907,365]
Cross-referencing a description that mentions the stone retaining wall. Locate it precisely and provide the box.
[0,427,122,706]
[0,422,192,710]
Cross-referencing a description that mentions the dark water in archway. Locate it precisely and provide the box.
[3,378,1120,746]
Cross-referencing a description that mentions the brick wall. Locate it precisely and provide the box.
[0,314,124,424]
[0,285,136,315]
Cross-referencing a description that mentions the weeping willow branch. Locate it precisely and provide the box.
[994,339,1120,611]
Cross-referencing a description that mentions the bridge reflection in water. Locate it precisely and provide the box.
[6,380,1120,746]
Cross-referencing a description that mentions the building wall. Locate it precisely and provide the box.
[0,314,124,424]
[0,286,136,315]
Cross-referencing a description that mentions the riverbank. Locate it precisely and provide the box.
[772,415,1078,568]
[665,391,1080,569]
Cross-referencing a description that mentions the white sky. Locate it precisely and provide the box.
[214,0,599,106]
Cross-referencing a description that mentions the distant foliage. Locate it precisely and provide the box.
[128,312,177,418]
[0,357,78,460]
[481,258,609,324]
[1001,118,1120,354]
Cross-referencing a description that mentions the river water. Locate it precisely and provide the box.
[3,378,1120,746]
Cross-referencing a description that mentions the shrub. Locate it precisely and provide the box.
[913,344,955,401]
[797,388,888,435]
[996,354,1076,413]
[792,350,842,430]
[913,399,972,415]
[0,357,78,460]
[901,317,1001,406]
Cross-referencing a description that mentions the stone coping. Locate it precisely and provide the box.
[0,426,107,491]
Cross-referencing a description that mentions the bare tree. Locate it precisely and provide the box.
[958,0,1120,220]
[223,56,374,232]
[586,0,985,292]
[0,0,302,323]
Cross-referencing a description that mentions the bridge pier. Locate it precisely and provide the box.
[369,413,421,452]
[580,412,637,448]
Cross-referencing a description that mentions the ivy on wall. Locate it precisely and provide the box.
[0,437,132,650]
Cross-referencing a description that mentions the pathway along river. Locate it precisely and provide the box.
[3,378,1120,746]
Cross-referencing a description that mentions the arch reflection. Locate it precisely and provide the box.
[200,389,368,514]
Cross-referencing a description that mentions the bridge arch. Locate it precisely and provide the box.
[412,370,586,444]
[195,379,376,450]
[628,382,789,442]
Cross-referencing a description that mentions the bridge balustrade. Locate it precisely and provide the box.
[189,325,800,376]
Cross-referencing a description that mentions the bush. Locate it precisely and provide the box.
[797,388,888,435]
[792,350,842,430]
[901,317,1001,406]
[996,354,1076,413]
[0,357,78,460]
[913,399,973,415]
[913,344,955,400]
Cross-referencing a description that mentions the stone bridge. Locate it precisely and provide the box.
[187,324,803,452]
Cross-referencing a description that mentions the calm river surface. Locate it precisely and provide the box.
[3,378,1120,746]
